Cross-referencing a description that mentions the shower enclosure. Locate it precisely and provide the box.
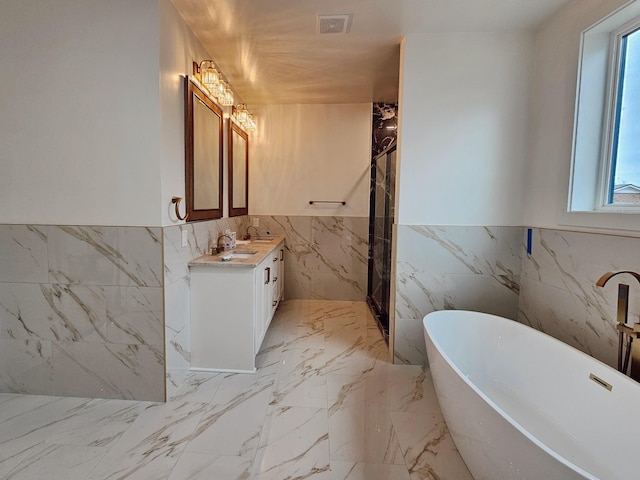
[367,143,396,340]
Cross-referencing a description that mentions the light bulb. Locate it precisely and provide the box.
[200,61,219,91]
[220,87,234,106]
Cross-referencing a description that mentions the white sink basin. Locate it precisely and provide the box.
[219,250,258,261]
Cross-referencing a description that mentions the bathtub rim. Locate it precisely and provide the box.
[422,309,630,480]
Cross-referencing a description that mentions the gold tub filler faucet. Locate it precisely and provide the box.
[596,271,640,382]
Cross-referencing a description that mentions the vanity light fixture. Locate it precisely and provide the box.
[232,103,257,132]
[194,60,255,131]
[199,60,220,91]
[220,85,235,106]
[194,60,234,107]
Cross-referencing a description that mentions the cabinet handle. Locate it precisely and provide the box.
[265,267,271,284]
[280,249,284,261]
[273,276,278,283]
[272,300,277,306]
[273,256,278,262]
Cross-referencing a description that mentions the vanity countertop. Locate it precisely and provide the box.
[188,236,285,268]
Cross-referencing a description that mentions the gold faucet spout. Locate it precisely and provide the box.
[596,270,640,287]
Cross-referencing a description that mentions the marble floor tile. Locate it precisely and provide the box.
[392,411,473,480]
[388,365,442,414]
[252,405,330,479]
[185,374,273,458]
[1,300,475,480]
[167,453,251,480]
[167,371,225,404]
[329,461,412,480]
[271,346,328,408]
[1,443,106,480]
[327,373,404,464]
[87,400,208,480]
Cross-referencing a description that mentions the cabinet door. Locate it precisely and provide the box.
[254,256,271,353]
[278,246,285,300]
[270,251,280,317]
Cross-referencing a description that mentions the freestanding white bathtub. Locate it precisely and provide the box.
[423,310,639,480]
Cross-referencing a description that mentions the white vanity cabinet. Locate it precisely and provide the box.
[189,238,285,372]
[268,246,285,318]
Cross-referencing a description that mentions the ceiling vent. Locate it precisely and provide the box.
[317,14,352,35]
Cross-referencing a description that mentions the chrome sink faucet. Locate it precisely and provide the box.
[216,234,233,253]
[596,270,640,381]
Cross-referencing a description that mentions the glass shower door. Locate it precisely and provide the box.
[367,144,396,340]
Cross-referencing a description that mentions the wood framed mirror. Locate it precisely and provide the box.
[185,77,223,221]
[228,120,249,217]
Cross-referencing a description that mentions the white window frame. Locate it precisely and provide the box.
[568,1,640,214]
[597,18,640,211]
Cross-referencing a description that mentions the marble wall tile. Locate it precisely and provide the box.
[310,273,366,301]
[0,283,161,346]
[0,223,166,401]
[0,338,54,395]
[256,215,313,273]
[519,279,588,352]
[284,270,312,299]
[0,225,49,283]
[0,283,57,341]
[2,218,261,401]
[256,215,368,301]
[48,285,164,346]
[48,226,163,287]
[393,318,427,366]
[165,278,191,393]
[397,225,521,277]
[395,272,445,320]
[444,274,520,319]
[163,226,195,286]
[309,217,368,275]
[394,225,522,365]
[52,341,164,401]
[164,217,250,283]
[518,227,640,369]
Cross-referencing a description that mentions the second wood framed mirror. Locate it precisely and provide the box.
[185,77,223,221]
[228,120,249,217]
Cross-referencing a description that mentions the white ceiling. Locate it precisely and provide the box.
[170,0,573,105]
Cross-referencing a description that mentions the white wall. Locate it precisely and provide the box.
[159,0,221,226]
[0,0,162,226]
[249,104,372,217]
[524,0,640,232]
[397,32,534,226]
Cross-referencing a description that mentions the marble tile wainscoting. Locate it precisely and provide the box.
[394,225,522,365]
[0,225,165,401]
[163,216,249,393]
[519,227,640,369]
[254,215,368,302]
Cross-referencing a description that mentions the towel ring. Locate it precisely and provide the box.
[171,196,189,221]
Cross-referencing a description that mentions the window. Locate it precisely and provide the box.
[569,2,640,212]
[603,23,640,207]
